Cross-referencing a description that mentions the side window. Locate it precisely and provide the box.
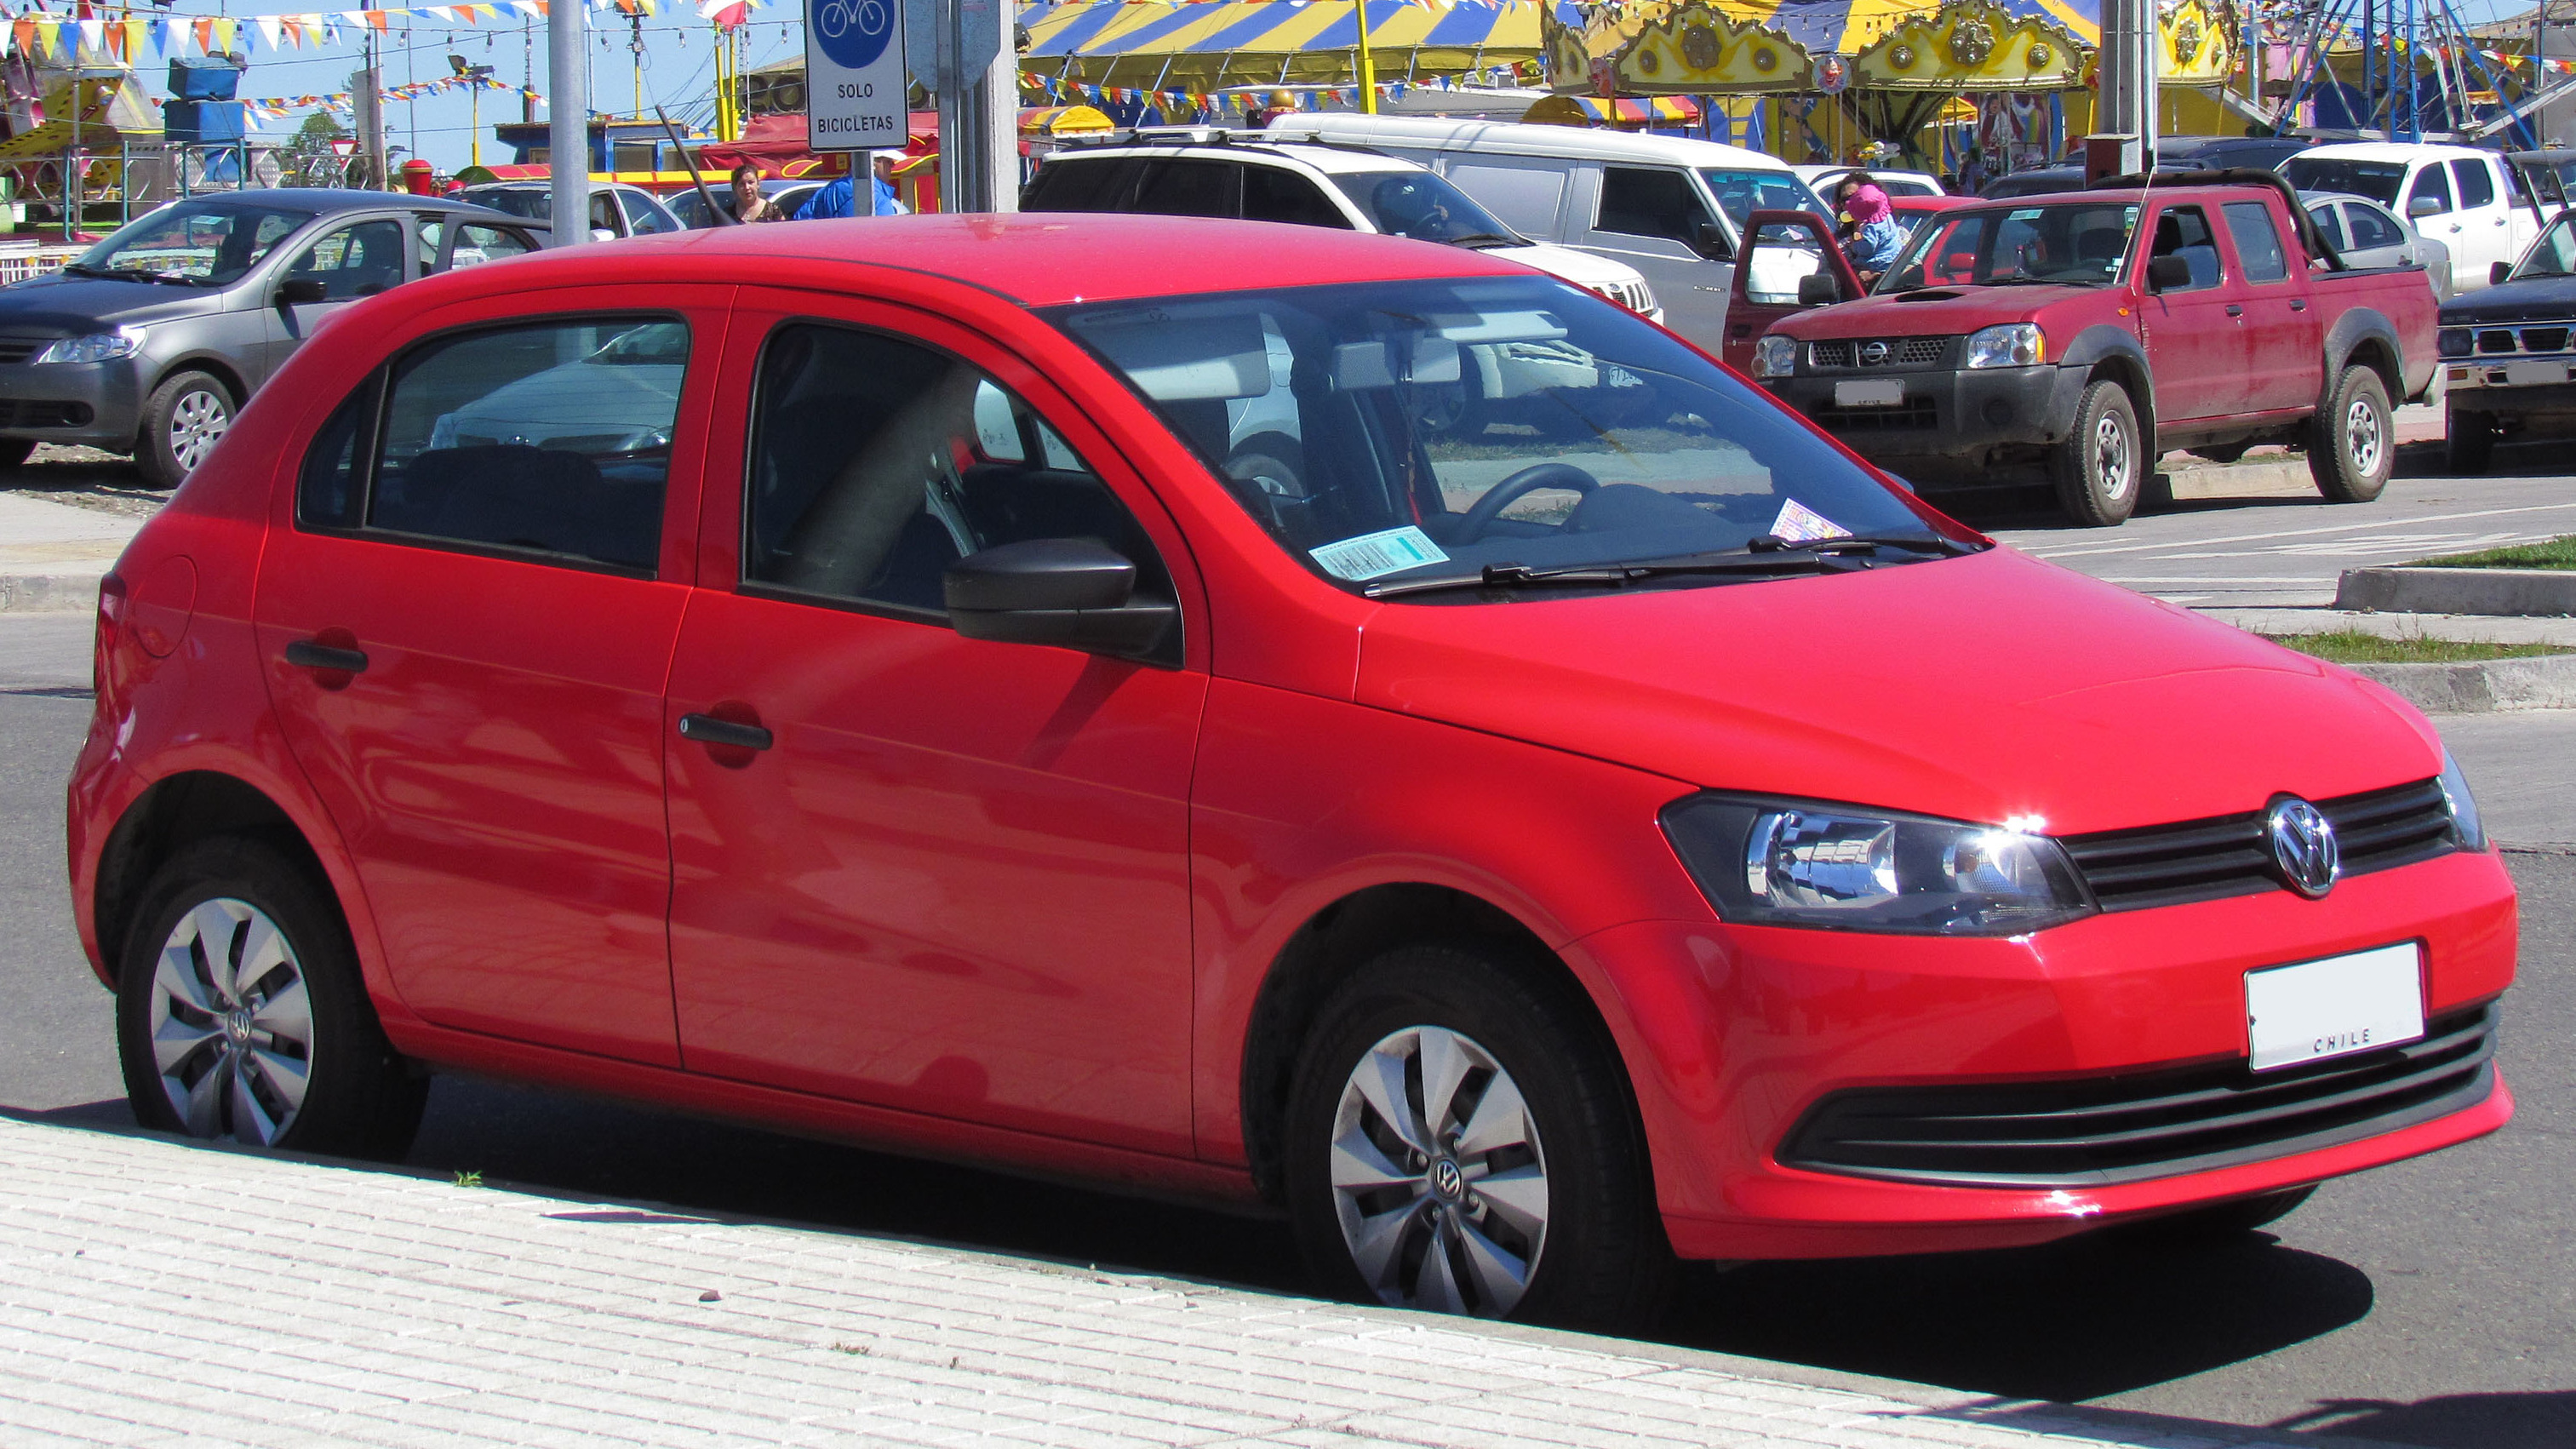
[1445,160,1566,235]
[284,219,406,301]
[2150,204,2224,289]
[2408,164,2453,216]
[1742,219,1826,304]
[621,190,682,235]
[1597,166,1711,247]
[2222,201,2290,283]
[363,318,687,570]
[442,222,537,272]
[1131,159,1240,219]
[2452,158,2497,210]
[1021,158,1142,211]
[2346,203,2404,251]
[296,380,376,530]
[415,217,445,271]
[1242,167,1351,228]
[2306,203,2347,252]
[743,322,1173,619]
[590,193,621,235]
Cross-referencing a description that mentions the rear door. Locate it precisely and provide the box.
[2221,198,2320,413]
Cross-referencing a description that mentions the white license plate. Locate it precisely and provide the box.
[2245,943,2425,1073]
[1833,379,1905,408]
[2504,360,2567,387]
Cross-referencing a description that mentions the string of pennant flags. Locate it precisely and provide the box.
[1026,65,1531,116]
[0,0,767,65]
[227,73,539,119]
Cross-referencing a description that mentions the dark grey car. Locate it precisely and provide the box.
[0,190,546,485]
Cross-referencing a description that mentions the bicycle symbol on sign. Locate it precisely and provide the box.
[816,0,889,42]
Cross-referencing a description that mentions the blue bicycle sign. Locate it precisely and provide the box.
[810,0,894,69]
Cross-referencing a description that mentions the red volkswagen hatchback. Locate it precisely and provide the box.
[70,215,2513,1327]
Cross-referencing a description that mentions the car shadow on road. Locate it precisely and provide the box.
[2267,1390,2576,1447]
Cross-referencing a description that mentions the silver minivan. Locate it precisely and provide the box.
[1266,114,1829,352]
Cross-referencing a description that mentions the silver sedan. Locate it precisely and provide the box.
[2303,189,2454,298]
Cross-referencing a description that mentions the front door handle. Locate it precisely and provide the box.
[2226,304,2244,317]
[284,639,369,673]
[2290,298,2308,312]
[678,713,773,751]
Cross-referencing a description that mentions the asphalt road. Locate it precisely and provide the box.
[2,619,2570,1446]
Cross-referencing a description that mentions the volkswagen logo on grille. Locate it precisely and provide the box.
[1858,340,1891,366]
[2267,797,2340,898]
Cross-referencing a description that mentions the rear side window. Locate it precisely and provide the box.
[1597,167,1710,246]
[301,317,688,572]
[1242,167,1350,228]
[2452,158,2496,209]
[2345,203,2404,250]
[2222,201,2289,283]
[2408,165,2453,216]
[2305,203,2348,251]
[1131,160,1240,219]
[744,322,1172,622]
[444,222,536,271]
[1021,158,1142,211]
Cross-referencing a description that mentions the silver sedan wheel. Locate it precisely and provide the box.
[146,897,313,1146]
[2344,395,2385,478]
[1328,1025,1549,1317]
[167,387,231,472]
[2094,410,2133,501]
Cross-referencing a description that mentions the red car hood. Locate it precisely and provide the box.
[1774,285,2091,339]
[1354,547,2442,835]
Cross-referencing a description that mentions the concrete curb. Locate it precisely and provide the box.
[0,570,100,613]
[2340,651,2576,713]
[2334,566,2576,616]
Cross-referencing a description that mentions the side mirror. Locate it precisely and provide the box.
[2493,260,2516,286]
[1692,220,1734,261]
[2144,255,2193,291]
[944,537,1175,662]
[591,226,618,243]
[1796,272,1842,306]
[275,278,329,306]
[2407,194,2445,219]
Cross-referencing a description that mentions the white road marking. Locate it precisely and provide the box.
[2009,500,2576,560]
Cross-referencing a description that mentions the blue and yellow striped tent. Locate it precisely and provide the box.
[1019,1,1564,90]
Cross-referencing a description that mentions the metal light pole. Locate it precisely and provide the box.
[549,0,589,244]
[2097,0,2158,159]
[1355,0,1378,114]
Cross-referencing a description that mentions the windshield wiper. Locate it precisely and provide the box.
[1363,549,1849,599]
[1445,232,1525,249]
[1749,531,1984,557]
[60,264,146,282]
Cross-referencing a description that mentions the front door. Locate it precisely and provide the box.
[253,299,716,1065]
[260,215,413,381]
[2135,202,2246,427]
[1724,209,1862,372]
[662,296,1205,1154]
[1579,163,1734,350]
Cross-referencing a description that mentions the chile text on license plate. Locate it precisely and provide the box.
[1833,379,1904,408]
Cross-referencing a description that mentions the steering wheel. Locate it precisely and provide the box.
[1451,463,1600,542]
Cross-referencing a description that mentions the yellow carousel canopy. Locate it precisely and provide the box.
[1853,1,2087,90]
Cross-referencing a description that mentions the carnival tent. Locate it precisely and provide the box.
[1019,0,1557,90]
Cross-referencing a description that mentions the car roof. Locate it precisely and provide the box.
[167,187,501,215]
[424,213,1517,307]
[2293,141,2493,163]
[1048,138,1417,176]
[1271,113,1794,171]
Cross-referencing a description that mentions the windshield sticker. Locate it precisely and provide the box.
[2008,209,2043,221]
[1768,499,1853,544]
[1310,526,1450,581]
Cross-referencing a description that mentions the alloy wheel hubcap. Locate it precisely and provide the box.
[1328,1025,1549,1317]
[2094,413,2132,501]
[169,390,230,472]
[2347,398,2384,475]
[147,897,312,1146]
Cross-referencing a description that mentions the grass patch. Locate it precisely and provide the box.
[2262,630,2573,664]
[2407,533,2576,570]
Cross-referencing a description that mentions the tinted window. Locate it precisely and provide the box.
[1326,170,1513,241]
[1242,167,1350,228]
[620,189,683,234]
[364,318,687,570]
[1021,157,1142,211]
[745,323,1171,619]
[2514,215,2576,278]
[467,188,547,220]
[1131,160,1239,219]
[2305,203,2348,251]
[296,382,375,530]
[2345,202,2405,250]
[444,222,536,271]
[2452,158,2496,209]
[2150,205,2223,289]
[284,219,405,301]
[2408,164,2453,215]
[1597,167,1710,245]
[2281,157,2405,206]
[2223,201,2290,283]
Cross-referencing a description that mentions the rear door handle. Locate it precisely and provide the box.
[284,639,369,673]
[2290,298,2308,312]
[2226,304,2244,317]
[678,713,773,751]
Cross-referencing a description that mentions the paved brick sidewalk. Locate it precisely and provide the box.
[0,1117,2382,1449]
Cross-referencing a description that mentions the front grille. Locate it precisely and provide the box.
[1898,335,1949,364]
[2477,329,2519,354]
[1812,398,1938,430]
[0,399,86,428]
[1809,336,1954,369]
[2469,323,2576,356]
[2059,778,2456,913]
[2523,326,2571,353]
[0,338,41,365]
[1780,1002,2499,1187]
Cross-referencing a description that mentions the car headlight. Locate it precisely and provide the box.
[1661,793,2095,936]
[2437,328,2474,358]
[2436,751,2487,850]
[35,331,140,364]
[1962,323,2044,369]
[1751,334,1798,379]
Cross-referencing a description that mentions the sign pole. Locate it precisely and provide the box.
[549,0,590,244]
[811,0,906,205]
[1355,0,1378,114]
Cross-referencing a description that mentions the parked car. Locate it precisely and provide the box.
[1746,175,2440,524]
[454,180,686,242]
[2154,134,2316,172]
[2436,204,2576,471]
[1795,164,1946,198]
[1019,131,1661,320]
[1265,113,1828,353]
[0,190,542,485]
[2303,189,2453,296]
[72,214,2514,1328]
[663,177,827,229]
[2281,143,2538,290]
[1978,164,2091,198]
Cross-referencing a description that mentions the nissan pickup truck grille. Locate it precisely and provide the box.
[1778,1003,2498,1187]
[2472,324,2576,356]
[2058,777,2456,913]
[1808,336,1953,369]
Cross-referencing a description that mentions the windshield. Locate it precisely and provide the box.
[468,188,549,220]
[1327,170,1514,243]
[1701,168,1831,227]
[2281,157,2406,207]
[71,201,311,286]
[1879,202,2138,291]
[1047,276,1950,598]
[2514,214,2576,279]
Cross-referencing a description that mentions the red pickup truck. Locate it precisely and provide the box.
[1739,175,2439,525]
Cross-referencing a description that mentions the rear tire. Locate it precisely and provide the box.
[117,836,425,1160]
[2310,366,2393,502]
[2446,408,2496,475]
[2049,379,2142,527]
[1285,943,1674,1332]
[135,369,235,490]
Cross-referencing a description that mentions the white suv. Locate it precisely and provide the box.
[1022,131,1662,321]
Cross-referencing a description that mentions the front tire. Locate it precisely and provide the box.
[2311,366,2393,502]
[1285,944,1672,1331]
[2050,379,2143,527]
[135,369,236,490]
[2446,407,2496,475]
[117,836,425,1159]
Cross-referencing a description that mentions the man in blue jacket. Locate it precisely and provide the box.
[792,152,902,220]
